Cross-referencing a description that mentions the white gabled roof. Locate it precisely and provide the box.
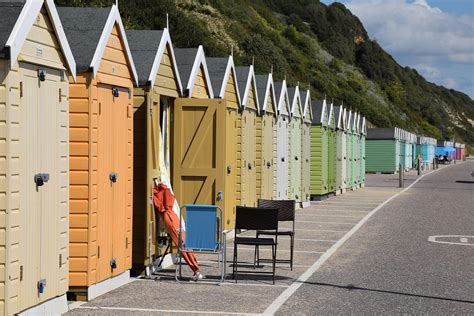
[289,85,303,118]
[91,5,138,85]
[148,28,183,95]
[221,56,240,102]
[187,46,214,98]
[276,79,291,117]
[6,0,77,80]
[302,89,312,122]
[240,65,260,114]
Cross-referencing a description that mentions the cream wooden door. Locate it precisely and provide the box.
[19,64,63,310]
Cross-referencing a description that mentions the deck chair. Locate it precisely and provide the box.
[256,199,296,270]
[233,206,279,284]
[176,204,227,283]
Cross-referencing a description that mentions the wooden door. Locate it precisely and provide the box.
[19,65,64,310]
[97,85,130,280]
[111,86,130,276]
[172,98,226,210]
[97,85,114,282]
[261,115,274,199]
[225,109,238,229]
[276,116,289,199]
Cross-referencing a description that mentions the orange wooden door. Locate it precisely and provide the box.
[97,85,114,282]
[172,99,226,210]
[111,86,130,276]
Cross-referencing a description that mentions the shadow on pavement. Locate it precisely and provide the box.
[299,281,474,305]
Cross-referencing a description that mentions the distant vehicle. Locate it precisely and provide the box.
[436,154,451,164]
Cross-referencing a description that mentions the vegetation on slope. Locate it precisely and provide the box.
[57,0,474,151]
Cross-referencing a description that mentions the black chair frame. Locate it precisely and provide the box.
[232,206,279,284]
[256,199,296,270]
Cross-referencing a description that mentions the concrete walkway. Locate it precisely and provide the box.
[66,165,454,315]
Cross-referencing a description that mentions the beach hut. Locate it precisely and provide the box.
[436,140,455,160]
[236,65,259,207]
[359,116,367,187]
[459,144,465,161]
[172,47,236,219]
[0,1,75,313]
[301,90,312,206]
[127,29,183,273]
[333,105,346,194]
[274,81,290,199]
[350,112,359,189]
[417,136,436,169]
[287,86,303,204]
[405,132,414,169]
[366,128,401,173]
[206,56,241,230]
[327,102,337,194]
[310,99,329,200]
[255,73,277,202]
[58,5,137,299]
[454,142,465,161]
[345,110,353,189]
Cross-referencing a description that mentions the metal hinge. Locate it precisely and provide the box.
[99,102,101,115]
[128,88,131,99]
[20,82,23,98]
[97,246,100,258]
[126,237,128,249]
[59,254,62,267]
[59,88,62,103]
[20,265,23,281]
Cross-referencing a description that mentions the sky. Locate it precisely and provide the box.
[320,0,474,98]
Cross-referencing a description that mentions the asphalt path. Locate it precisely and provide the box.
[276,161,474,315]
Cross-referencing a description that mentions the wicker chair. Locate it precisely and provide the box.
[233,206,279,284]
[256,199,296,270]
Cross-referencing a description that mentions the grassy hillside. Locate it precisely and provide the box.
[57,0,474,151]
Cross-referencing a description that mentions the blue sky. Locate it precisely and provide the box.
[320,0,474,98]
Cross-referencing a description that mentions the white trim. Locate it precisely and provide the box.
[147,28,183,95]
[345,110,352,132]
[90,5,138,86]
[290,85,303,118]
[186,45,214,98]
[240,65,260,114]
[302,89,312,122]
[218,56,241,104]
[6,0,76,79]
[276,79,291,117]
[320,99,328,125]
[327,102,335,128]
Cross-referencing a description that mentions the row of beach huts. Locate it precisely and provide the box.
[0,1,466,315]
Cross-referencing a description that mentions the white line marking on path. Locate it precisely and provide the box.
[428,235,474,246]
[76,306,260,315]
[460,238,468,243]
[263,166,445,315]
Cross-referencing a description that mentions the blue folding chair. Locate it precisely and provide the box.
[176,204,228,283]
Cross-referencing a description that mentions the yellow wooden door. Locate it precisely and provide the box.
[172,99,226,210]
[225,109,238,229]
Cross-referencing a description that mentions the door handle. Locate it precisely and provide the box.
[34,173,49,187]
[110,172,118,183]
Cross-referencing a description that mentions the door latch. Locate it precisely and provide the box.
[266,161,271,168]
[227,165,232,174]
[110,258,117,269]
[37,279,46,294]
[248,162,252,170]
[34,173,49,187]
[109,172,118,183]
[216,191,223,202]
